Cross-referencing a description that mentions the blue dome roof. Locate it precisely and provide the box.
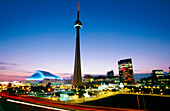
[26,70,61,81]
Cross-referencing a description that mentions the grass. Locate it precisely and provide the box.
[81,94,170,111]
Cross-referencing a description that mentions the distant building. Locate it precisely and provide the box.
[151,70,164,78]
[82,74,120,86]
[118,58,135,84]
[106,76,120,83]
[151,70,165,85]
[138,69,170,86]
[107,70,114,78]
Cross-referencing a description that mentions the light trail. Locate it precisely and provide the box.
[7,99,70,111]
[0,93,143,111]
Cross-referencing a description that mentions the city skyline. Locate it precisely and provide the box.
[0,0,170,81]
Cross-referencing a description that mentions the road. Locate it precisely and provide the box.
[0,92,142,111]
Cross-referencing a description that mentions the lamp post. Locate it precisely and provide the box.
[47,88,52,111]
[151,89,153,94]
[160,89,163,95]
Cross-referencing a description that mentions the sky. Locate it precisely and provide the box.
[0,0,170,81]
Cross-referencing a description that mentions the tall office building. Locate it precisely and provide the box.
[118,58,135,84]
[73,1,83,86]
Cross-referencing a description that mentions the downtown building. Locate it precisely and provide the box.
[118,58,135,84]
[151,69,170,86]
[138,68,170,86]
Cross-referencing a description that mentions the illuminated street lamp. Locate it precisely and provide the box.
[132,88,134,93]
[47,88,52,111]
[48,88,52,92]
[151,89,153,93]
[160,89,163,95]
[26,87,30,91]
[139,88,141,94]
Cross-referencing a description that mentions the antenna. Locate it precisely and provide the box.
[78,0,79,11]
[77,0,80,20]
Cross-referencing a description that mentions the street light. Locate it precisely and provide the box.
[47,88,52,111]
[160,89,163,95]
[151,89,153,94]
[47,88,51,92]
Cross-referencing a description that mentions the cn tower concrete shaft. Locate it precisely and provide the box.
[73,2,83,86]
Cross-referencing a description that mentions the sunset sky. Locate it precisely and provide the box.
[0,0,170,81]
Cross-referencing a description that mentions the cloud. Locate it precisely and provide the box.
[0,66,11,70]
[0,62,18,66]
[134,70,140,71]
[0,74,29,78]
[14,70,33,74]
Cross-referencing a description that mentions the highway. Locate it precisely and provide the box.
[0,92,142,111]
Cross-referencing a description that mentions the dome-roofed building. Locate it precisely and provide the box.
[26,70,61,81]
[24,70,64,87]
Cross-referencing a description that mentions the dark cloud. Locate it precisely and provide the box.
[0,62,18,66]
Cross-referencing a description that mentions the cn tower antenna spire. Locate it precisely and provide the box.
[77,0,80,20]
[78,0,79,11]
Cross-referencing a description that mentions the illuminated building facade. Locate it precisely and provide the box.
[24,70,64,87]
[151,70,164,79]
[118,58,135,84]
[151,70,165,85]
[138,68,170,86]
[26,70,61,80]
[73,2,83,86]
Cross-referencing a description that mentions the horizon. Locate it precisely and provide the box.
[1,71,169,82]
[0,0,170,81]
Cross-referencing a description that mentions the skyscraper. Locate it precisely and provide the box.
[118,58,135,84]
[73,1,83,86]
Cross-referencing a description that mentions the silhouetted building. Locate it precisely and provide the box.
[118,58,135,84]
[107,70,114,78]
[138,69,170,86]
[73,2,83,86]
[151,70,164,78]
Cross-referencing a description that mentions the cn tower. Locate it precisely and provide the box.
[73,1,83,86]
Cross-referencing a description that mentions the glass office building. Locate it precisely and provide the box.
[118,58,135,84]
